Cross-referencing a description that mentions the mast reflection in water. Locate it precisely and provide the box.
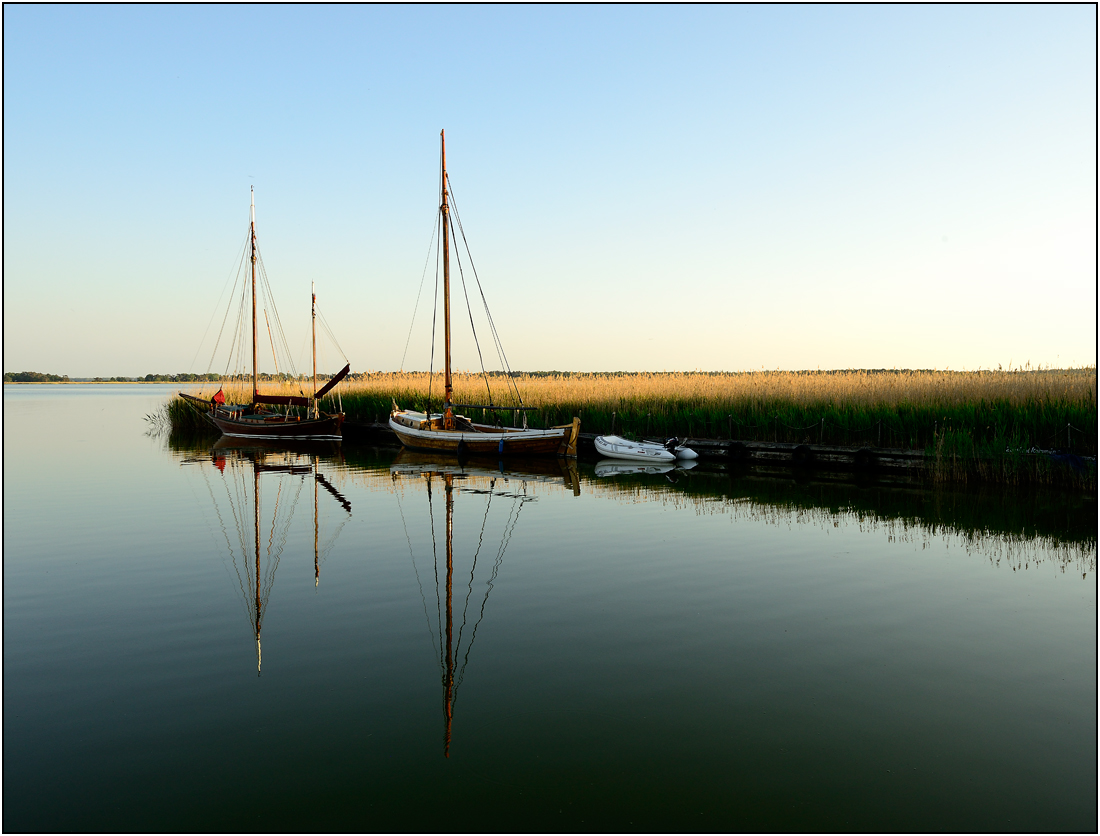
[391,453,580,756]
[181,441,351,673]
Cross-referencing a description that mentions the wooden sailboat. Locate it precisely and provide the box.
[389,131,579,458]
[182,189,349,441]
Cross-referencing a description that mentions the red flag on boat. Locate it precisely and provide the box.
[212,388,226,405]
[213,456,226,473]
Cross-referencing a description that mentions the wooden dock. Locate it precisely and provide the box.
[344,421,926,472]
[579,434,925,472]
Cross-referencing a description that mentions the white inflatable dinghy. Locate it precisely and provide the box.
[593,435,676,462]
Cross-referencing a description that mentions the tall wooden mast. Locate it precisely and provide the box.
[312,282,318,419]
[441,130,454,428]
[251,187,259,399]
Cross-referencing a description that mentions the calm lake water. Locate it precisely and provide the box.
[4,385,1096,832]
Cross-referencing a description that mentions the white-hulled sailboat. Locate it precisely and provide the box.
[389,131,579,458]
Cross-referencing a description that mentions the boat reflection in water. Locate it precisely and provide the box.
[594,459,697,479]
[181,438,352,673]
[390,451,580,756]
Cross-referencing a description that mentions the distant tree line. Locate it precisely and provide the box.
[4,371,70,382]
[4,371,347,383]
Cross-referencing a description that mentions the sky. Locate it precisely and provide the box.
[3,4,1096,376]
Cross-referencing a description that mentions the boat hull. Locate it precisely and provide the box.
[210,410,344,441]
[595,460,675,477]
[389,412,579,457]
[593,435,676,463]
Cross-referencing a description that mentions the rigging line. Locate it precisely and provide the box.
[426,477,445,673]
[396,484,442,658]
[203,467,260,632]
[209,256,246,376]
[229,460,250,557]
[447,178,514,391]
[264,310,280,375]
[254,248,295,379]
[455,491,526,698]
[447,211,494,406]
[183,458,230,556]
[221,462,257,626]
[197,230,250,375]
[295,331,310,385]
[255,271,275,376]
[259,275,295,383]
[226,264,250,378]
[229,279,247,379]
[453,485,495,667]
[447,180,523,408]
[267,476,285,559]
[237,257,254,379]
[269,473,306,578]
[428,213,441,412]
[316,305,348,364]
[400,210,442,371]
[198,459,249,620]
[256,252,300,381]
[317,314,347,368]
[317,514,350,566]
[259,472,306,627]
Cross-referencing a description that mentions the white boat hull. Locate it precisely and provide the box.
[389,411,579,457]
[593,435,676,463]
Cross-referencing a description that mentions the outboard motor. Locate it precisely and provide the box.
[664,437,679,453]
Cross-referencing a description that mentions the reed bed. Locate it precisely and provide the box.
[163,367,1096,486]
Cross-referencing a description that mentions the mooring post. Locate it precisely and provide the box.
[820,417,824,445]
[611,411,616,435]
[878,420,882,448]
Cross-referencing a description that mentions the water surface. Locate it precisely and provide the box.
[4,385,1096,831]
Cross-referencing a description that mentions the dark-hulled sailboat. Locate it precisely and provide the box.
[182,189,349,441]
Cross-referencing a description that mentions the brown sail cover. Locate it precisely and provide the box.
[253,394,312,407]
[314,364,350,399]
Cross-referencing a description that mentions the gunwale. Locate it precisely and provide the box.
[388,412,577,456]
[210,409,344,441]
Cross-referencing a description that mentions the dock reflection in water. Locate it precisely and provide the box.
[579,461,1096,575]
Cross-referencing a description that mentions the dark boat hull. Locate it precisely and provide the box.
[210,410,344,441]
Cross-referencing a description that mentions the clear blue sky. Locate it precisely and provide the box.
[4,4,1096,376]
